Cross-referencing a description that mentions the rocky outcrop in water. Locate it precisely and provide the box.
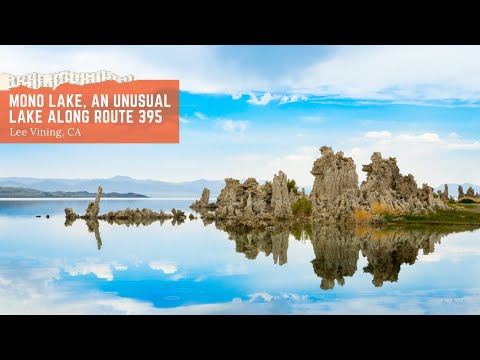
[190,188,216,211]
[64,208,78,224]
[85,186,102,219]
[213,171,298,226]
[65,185,187,227]
[359,152,447,214]
[310,146,359,222]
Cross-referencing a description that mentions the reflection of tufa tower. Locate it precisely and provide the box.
[310,226,362,290]
[361,229,443,287]
[310,226,447,290]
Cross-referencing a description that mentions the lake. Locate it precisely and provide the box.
[0,199,479,314]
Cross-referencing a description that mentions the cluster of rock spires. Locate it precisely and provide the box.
[191,146,449,226]
[64,145,454,229]
[457,185,479,199]
[191,171,304,227]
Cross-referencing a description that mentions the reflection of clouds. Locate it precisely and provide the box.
[148,261,177,274]
[249,292,274,302]
[417,229,480,263]
[219,263,249,276]
[0,261,479,314]
[64,260,127,281]
[248,292,309,303]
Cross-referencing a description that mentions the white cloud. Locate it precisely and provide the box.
[279,95,308,105]
[349,131,480,185]
[4,45,480,103]
[247,92,278,105]
[396,132,440,143]
[179,117,189,124]
[268,146,319,186]
[194,112,206,120]
[364,131,392,139]
[216,120,249,133]
[249,292,274,302]
[65,260,127,281]
[297,45,480,102]
[148,261,177,274]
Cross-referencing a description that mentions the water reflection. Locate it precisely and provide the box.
[215,222,474,290]
[311,226,362,290]
[70,212,476,291]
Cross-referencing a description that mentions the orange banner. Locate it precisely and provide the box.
[0,80,179,143]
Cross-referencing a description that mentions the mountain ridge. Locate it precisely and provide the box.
[0,186,147,198]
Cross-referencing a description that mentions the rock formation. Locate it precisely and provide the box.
[310,146,359,222]
[458,185,465,199]
[466,186,475,198]
[65,186,188,227]
[272,171,292,218]
[214,171,298,225]
[359,152,447,214]
[442,184,449,201]
[85,186,102,219]
[64,208,78,224]
[190,188,216,211]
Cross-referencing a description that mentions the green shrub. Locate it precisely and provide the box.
[459,198,475,204]
[287,179,299,195]
[291,196,312,217]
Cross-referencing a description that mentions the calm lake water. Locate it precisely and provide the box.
[0,199,479,314]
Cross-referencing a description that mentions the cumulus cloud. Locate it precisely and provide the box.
[247,92,278,105]
[64,260,127,281]
[4,45,480,104]
[148,261,177,274]
[279,95,308,105]
[216,119,249,133]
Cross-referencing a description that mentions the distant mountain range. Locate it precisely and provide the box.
[0,176,231,198]
[2,176,472,199]
[0,186,147,198]
[434,183,480,199]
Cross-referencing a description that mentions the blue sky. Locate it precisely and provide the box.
[1,45,480,186]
